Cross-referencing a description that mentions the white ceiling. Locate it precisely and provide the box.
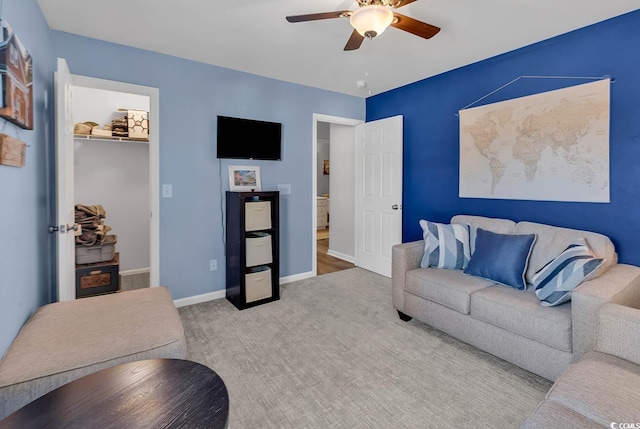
[37,0,640,97]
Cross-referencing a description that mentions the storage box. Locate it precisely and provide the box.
[75,235,117,265]
[0,134,26,167]
[245,201,271,231]
[123,109,149,140]
[245,267,272,303]
[246,233,272,267]
[76,253,120,298]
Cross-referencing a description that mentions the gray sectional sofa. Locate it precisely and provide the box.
[522,302,640,427]
[392,215,640,381]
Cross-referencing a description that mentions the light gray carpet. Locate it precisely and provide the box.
[119,272,150,291]
[178,268,551,428]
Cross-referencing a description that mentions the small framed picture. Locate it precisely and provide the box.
[229,165,262,192]
[0,20,34,130]
[323,160,330,175]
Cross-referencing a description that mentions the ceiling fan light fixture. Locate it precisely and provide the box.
[350,5,394,38]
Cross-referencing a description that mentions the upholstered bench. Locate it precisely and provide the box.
[0,287,187,419]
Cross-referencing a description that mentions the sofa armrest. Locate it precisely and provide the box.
[571,263,640,360]
[596,303,640,366]
[391,241,424,312]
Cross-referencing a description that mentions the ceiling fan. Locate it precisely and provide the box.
[286,0,440,51]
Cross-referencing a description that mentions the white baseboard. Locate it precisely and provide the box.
[280,271,314,284]
[120,267,151,276]
[173,271,315,307]
[327,250,355,264]
[173,290,226,308]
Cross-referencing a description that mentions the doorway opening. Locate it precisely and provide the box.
[312,114,362,276]
[73,86,151,291]
[55,58,160,301]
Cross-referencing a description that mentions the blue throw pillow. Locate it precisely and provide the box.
[463,228,536,290]
[419,220,470,270]
[532,238,604,306]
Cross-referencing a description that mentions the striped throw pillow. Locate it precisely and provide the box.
[419,220,470,270]
[533,238,604,307]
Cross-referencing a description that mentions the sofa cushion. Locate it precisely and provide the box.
[463,228,536,291]
[405,267,495,315]
[470,286,572,352]
[419,220,470,270]
[547,351,640,425]
[533,238,604,307]
[514,221,615,284]
[451,215,516,254]
[520,400,602,429]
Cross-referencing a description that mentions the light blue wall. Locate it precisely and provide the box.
[0,0,55,356]
[50,32,365,300]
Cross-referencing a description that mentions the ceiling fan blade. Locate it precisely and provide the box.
[391,12,440,39]
[344,30,365,51]
[393,0,418,8]
[286,11,351,23]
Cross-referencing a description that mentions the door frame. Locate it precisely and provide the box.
[71,74,161,288]
[312,114,362,276]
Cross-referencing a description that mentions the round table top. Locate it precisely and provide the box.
[0,359,229,429]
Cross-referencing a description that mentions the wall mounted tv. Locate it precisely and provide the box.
[216,115,282,161]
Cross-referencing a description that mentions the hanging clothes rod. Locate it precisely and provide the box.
[456,75,613,115]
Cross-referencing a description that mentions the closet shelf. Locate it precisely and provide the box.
[73,134,149,144]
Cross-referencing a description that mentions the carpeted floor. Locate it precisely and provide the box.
[119,272,150,291]
[178,268,551,428]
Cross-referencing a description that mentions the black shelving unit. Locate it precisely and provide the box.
[225,191,280,310]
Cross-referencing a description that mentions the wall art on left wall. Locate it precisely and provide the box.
[0,20,33,130]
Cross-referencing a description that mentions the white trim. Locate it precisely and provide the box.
[174,290,226,308]
[312,114,363,278]
[280,271,314,285]
[71,74,160,289]
[120,268,150,276]
[173,271,314,307]
[327,250,355,264]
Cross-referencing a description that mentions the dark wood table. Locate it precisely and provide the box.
[0,359,229,429]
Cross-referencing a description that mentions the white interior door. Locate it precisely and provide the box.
[54,58,76,302]
[354,115,403,277]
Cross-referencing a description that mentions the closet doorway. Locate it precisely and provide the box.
[73,86,151,290]
[54,59,159,301]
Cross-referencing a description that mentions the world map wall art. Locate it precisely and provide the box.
[0,20,34,130]
[458,79,610,203]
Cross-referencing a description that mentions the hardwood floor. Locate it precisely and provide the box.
[317,238,355,275]
[317,228,329,240]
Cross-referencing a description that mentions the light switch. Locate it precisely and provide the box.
[162,184,173,198]
[277,184,291,195]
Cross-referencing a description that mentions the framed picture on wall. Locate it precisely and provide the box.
[323,160,330,175]
[0,20,34,130]
[228,165,262,192]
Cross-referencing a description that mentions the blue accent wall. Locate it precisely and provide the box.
[367,10,640,265]
[0,0,55,356]
[50,32,364,301]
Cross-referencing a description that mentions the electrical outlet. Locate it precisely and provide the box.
[277,184,291,195]
[162,184,173,198]
[209,259,217,271]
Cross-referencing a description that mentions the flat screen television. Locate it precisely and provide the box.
[216,115,282,161]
